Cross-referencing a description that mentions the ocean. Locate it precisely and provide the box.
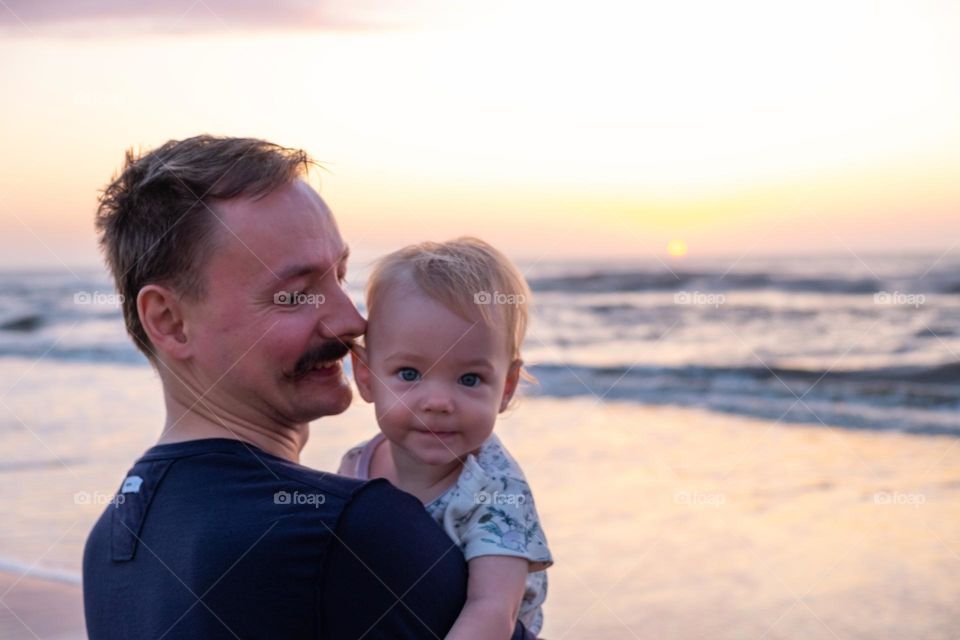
[2,253,958,435]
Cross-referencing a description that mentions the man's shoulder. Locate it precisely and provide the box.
[333,476,429,532]
[137,437,370,502]
[139,438,429,535]
[266,449,371,501]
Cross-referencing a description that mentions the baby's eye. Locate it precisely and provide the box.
[397,367,421,382]
[459,373,482,387]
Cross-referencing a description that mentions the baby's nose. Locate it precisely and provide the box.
[421,392,454,414]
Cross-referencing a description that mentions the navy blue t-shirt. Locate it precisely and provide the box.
[83,438,534,639]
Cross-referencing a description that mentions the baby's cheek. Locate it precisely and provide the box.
[371,380,402,409]
[375,393,413,429]
[464,401,498,441]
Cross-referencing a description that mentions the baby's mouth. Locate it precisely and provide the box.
[415,427,458,439]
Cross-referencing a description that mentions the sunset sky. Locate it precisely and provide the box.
[1,0,958,268]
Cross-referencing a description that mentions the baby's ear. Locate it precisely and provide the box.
[351,345,374,403]
[499,359,523,413]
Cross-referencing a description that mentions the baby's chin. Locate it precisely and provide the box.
[404,441,470,467]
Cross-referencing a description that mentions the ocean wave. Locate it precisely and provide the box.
[527,362,960,435]
[530,361,960,394]
[0,557,81,586]
[528,270,960,294]
[2,264,958,435]
[0,313,45,332]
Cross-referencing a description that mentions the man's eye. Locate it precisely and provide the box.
[397,368,421,382]
[459,373,481,387]
[276,290,304,306]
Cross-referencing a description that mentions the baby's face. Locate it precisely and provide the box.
[353,280,520,467]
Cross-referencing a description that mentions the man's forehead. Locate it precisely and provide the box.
[272,244,350,283]
[233,180,330,227]
[208,180,346,279]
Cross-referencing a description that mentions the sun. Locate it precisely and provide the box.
[667,239,688,258]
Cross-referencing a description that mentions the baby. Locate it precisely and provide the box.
[338,237,552,638]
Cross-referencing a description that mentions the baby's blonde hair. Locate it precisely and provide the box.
[366,237,532,367]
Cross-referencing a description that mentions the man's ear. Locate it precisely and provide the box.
[499,359,523,413]
[138,284,192,361]
[351,344,374,403]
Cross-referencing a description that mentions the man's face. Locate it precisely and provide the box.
[355,279,519,466]
[180,179,366,426]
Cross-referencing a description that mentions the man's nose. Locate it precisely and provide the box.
[316,285,366,344]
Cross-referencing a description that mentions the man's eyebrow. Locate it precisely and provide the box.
[273,245,350,283]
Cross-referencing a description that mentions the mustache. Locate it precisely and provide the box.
[290,339,354,378]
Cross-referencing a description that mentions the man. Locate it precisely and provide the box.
[83,136,534,639]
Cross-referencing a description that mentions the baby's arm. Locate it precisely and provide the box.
[445,555,530,640]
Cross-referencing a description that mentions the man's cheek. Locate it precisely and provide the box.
[262,335,299,367]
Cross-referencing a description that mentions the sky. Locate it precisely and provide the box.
[0,0,958,268]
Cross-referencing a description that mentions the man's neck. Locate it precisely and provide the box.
[158,392,308,463]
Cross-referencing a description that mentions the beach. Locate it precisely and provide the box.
[521,400,960,639]
[1,358,958,639]
[0,572,84,640]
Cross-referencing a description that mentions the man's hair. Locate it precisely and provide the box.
[365,237,532,366]
[96,135,313,361]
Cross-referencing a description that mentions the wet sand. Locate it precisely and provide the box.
[0,572,84,639]
[493,398,960,639]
